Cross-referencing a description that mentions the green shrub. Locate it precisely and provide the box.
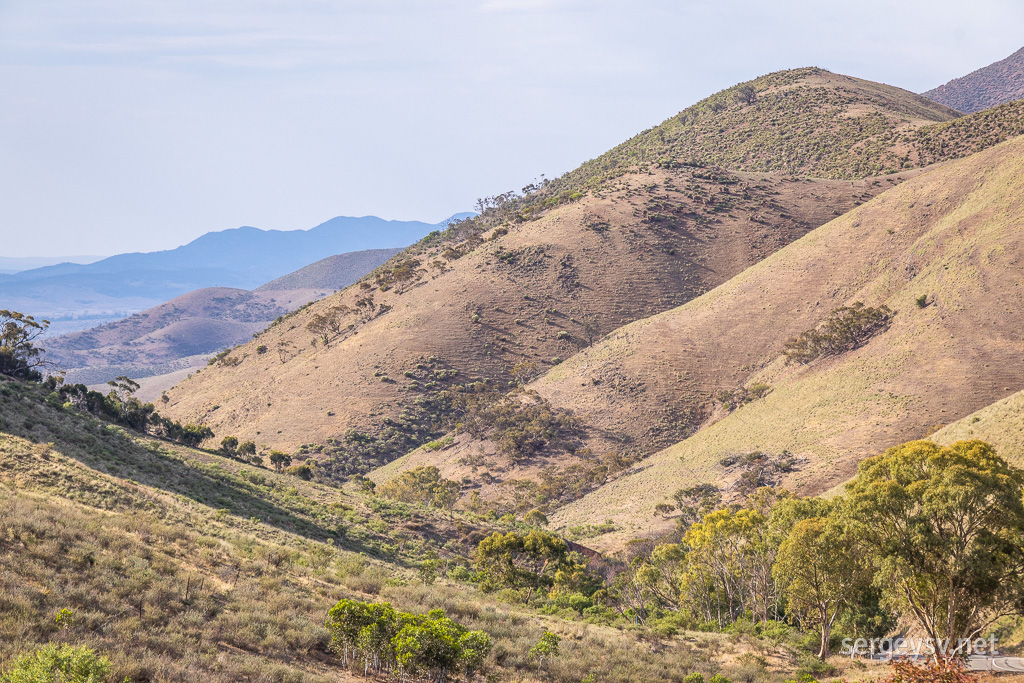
[2,643,111,683]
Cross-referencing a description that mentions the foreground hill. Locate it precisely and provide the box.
[43,248,401,389]
[161,68,1013,469]
[924,46,1024,113]
[0,215,458,321]
[498,135,1024,549]
[0,376,776,682]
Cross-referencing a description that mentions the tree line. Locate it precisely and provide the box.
[465,439,1024,661]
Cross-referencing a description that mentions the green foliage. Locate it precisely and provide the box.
[783,302,894,364]
[671,483,722,530]
[0,310,50,382]
[843,439,1024,645]
[379,466,460,514]
[2,643,110,683]
[475,530,572,600]
[774,511,865,658]
[915,294,929,308]
[325,598,491,681]
[154,419,213,447]
[524,509,548,527]
[529,630,561,669]
[269,450,292,473]
[461,389,582,462]
[220,435,239,456]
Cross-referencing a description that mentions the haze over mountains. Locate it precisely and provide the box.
[43,248,403,391]
[1,214,469,326]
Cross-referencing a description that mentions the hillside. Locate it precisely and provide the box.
[163,168,896,463]
[0,375,791,682]
[539,68,958,204]
[924,46,1024,113]
[472,135,1024,550]
[256,248,401,292]
[42,248,401,389]
[161,68,1024,481]
[0,215,455,322]
[931,388,1024,457]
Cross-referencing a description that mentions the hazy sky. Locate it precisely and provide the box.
[1,1,1022,257]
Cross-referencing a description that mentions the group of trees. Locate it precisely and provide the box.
[459,389,583,462]
[325,599,491,682]
[51,379,213,447]
[611,440,1024,659]
[784,302,895,364]
[375,258,424,293]
[475,529,601,602]
[379,465,460,515]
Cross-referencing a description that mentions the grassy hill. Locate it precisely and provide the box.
[43,248,401,390]
[387,133,1024,536]
[157,67,1024,475]
[161,166,894,466]
[931,388,1024,456]
[491,135,1024,549]
[924,46,1024,113]
[0,375,803,682]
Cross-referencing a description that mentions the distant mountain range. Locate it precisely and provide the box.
[44,247,404,393]
[923,46,1024,113]
[0,214,471,322]
[0,255,106,275]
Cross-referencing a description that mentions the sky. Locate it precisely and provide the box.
[1,1,1022,258]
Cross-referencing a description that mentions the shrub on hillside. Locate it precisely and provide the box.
[1,643,111,683]
[783,302,894,364]
[379,466,459,513]
[325,598,491,681]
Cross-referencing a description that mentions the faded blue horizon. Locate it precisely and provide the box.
[1,0,1022,257]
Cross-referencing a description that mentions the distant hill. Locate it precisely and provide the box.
[256,247,401,292]
[0,254,105,274]
[923,46,1024,113]
[43,248,402,389]
[0,214,466,320]
[156,68,1024,473]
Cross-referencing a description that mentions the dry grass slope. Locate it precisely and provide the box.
[159,67,1024,466]
[0,377,789,682]
[530,136,1024,549]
